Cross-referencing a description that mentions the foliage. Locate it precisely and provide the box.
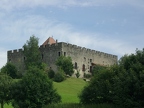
[48,69,55,79]
[75,71,80,78]
[54,68,66,82]
[0,73,12,108]
[23,35,42,69]
[56,56,74,76]
[11,67,61,108]
[92,65,106,75]
[83,73,91,79]
[45,103,119,108]
[1,63,18,79]
[79,48,144,108]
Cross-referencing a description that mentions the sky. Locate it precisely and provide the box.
[0,0,144,68]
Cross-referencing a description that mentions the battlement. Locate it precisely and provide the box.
[8,49,23,54]
[61,42,118,59]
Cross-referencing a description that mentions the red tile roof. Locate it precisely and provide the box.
[42,37,56,46]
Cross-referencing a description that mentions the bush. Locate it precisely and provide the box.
[54,69,66,82]
[48,69,55,79]
[75,71,80,78]
[84,73,91,79]
[11,67,61,108]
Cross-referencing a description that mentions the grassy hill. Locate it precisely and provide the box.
[4,78,86,108]
[53,77,86,103]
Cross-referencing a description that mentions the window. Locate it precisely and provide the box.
[64,52,66,56]
[82,64,85,71]
[75,62,77,69]
[24,57,26,60]
[90,59,92,62]
[84,57,86,62]
[58,52,61,56]
[9,59,11,62]
[90,66,92,73]
[42,54,44,59]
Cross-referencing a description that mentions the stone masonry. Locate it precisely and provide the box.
[7,37,118,77]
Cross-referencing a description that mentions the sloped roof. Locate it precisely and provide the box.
[42,37,56,46]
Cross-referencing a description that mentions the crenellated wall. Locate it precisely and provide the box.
[61,42,117,77]
[7,49,25,74]
[7,41,118,77]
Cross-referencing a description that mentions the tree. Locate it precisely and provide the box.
[0,73,12,108]
[79,67,114,104]
[56,56,74,76]
[79,48,144,108]
[1,62,18,79]
[11,67,61,108]
[23,35,42,69]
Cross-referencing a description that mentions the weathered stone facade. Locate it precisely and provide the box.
[7,37,118,77]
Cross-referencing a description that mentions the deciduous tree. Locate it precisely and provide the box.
[11,67,61,108]
[56,56,74,76]
[23,35,42,69]
[1,63,18,79]
[0,73,12,108]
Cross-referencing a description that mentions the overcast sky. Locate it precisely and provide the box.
[0,0,144,68]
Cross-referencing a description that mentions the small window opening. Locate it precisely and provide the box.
[58,52,61,56]
[90,66,92,73]
[90,59,92,62]
[64,52,66,56]
[82,64,85,72]
[75,62,77,69]
[24,57,26,60]
[9,59,11,62]
[84,57,86,62]
[42,54,44,60]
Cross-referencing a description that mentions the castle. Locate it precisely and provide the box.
[7,37,118,77]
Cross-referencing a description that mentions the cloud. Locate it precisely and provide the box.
[0,48,7,69]
[0,0,144,11]
[0,9,142,68]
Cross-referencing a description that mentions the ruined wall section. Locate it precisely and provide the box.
[7,49,25,74]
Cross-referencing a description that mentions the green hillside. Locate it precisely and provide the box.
[53,77,87,103]
[4,78,86,108]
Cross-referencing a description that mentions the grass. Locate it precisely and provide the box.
[4,77,86,108]
[53,77,87,103]
[4,78,119,108]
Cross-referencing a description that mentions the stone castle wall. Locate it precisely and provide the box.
[7,42,118,77]
[7,49,25,74]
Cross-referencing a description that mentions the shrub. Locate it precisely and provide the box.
[11,67,61,108]
[48,69,55,79]
[54,69,66,82]
[75,71,80,78]
[84,73,91,79]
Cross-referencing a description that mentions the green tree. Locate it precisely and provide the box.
[79,67,114,104]
[0,73,12,108]
[56,56,74,76]
[1,62,18,79]
[11,67,61,108]
[79,48,144,108]
[23,35,42,69]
